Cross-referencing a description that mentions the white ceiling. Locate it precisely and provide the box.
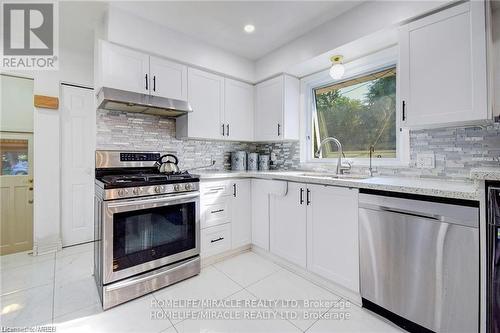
[111,1,364,60]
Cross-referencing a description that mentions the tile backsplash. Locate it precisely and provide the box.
[97,110,499,179]
[96,110,300,170]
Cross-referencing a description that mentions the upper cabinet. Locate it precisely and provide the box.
[97,40,188,101]
[255,75,299,141]
[177,69,255,141]
[149,56,188,101]
[224,78,254,141]
[178,68,225,140]
[99,41,150,94]
[399,1,488,128]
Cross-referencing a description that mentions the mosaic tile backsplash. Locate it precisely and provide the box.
[97,110,500,179]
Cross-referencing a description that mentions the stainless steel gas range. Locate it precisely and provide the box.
[94,150,200,310]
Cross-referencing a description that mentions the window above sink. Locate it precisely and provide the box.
[301,47,410,167]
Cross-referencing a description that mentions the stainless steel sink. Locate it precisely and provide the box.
[295,172,370,180]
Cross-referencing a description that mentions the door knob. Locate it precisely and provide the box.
[28,200,33,204]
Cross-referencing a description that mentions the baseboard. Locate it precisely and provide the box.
[201,244,251,267]
[33,236,62,255]
[251,245,362,306]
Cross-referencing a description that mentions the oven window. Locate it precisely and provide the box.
[113,202,196,271]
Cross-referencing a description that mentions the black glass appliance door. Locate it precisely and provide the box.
[112,202,196,272]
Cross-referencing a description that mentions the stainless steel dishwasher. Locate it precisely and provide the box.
[359,192,479,333]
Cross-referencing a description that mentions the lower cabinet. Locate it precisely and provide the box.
[306,184,359,293]
[251,179,271,250]
[200,178,252,258]
[231,179,252,249]
[269,182,307,268]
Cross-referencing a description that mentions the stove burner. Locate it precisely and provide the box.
[98,171,197,188]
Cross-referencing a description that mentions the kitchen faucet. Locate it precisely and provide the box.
[314,137,351,175]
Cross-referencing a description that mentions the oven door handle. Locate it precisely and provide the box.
[106,192,200,210]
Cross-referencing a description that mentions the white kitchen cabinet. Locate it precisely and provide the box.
[231,179,252,249]
[251,179,271,250]
[99,41,150,94]
[201,223,232,258]
[254,75,299,141]
[224,79,254,141]
[269,182,307,268]
[399,1,488,128]
[306,184,359,293]
[177,68,225,140]
[149,56,187,101]
[97,41,188,101]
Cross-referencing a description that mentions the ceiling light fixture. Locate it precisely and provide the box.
[244,24,255,33]
[329,55,345,80]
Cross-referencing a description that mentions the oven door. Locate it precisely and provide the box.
[102,192,200,284]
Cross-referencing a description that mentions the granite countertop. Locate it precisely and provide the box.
[470,167,500,181]
[194,170,479,201]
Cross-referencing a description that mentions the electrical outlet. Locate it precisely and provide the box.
[270,152,277,162]
[416,153,435,169]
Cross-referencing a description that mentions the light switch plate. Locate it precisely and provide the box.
[416,153,435,169]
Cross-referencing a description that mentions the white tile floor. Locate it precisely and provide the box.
[1,243,404,333]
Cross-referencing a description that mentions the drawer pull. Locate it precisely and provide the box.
[210,209,224,214]
[210,237,224,243]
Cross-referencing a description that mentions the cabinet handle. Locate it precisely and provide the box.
[233,183,237,197]
[306,189,311,205]
[222,124,225,136]
[210,237,224,243]
[300,188,304,205]
[277,123,281,137]
[145,74,148,90]
[153,76,156,92]
[226,124,230,137]
[402,100,406,122]
[210,209,224,214]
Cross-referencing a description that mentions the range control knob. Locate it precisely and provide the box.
[132,188,140,195]
[174,184,182,192]
[117,189,127,197]
[154,186,161,193]
[185,183,193,191]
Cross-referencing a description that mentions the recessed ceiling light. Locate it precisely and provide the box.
[244,24,255,33]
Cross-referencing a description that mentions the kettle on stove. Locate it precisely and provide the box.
[155,154,180,174]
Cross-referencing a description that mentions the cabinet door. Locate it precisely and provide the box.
[224,79,254,141]
[186,68,224,139]
[99,41,150,94]
[255,76,283,141]
[231,180,252,249]
[399,1,487,128]
[150,56,187,101]
[251,179,270,250]
[270,182,307,268]
[306,185,359,293]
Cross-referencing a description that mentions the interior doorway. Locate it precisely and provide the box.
[0,74,34,255]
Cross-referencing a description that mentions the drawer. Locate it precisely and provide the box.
[200,180,233,198]
[201,223,231,258]
[201,196,231,229]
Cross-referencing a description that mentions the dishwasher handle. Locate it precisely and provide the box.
[365,204,444,221]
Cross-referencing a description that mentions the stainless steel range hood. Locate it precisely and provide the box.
[96,87,192,117]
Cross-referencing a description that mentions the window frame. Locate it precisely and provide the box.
[300,46,409,167]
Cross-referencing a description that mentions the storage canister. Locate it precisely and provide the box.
[231,151,247,171]
[258,154,270,171]
[247,153,258,171]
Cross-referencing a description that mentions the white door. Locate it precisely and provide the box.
[399,1,487,128]
[224,79,254,141]
[186,68,224,139]
[61,85,95,246]
[306,184,359,293]
[251,179,270,250]
[99,41,150,94]
[255,76,283,141]
[270,182,307,267]
[231,179,252,248]
[0,132,33,255]
[150,56,188,101]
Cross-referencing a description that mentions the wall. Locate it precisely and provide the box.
[96,110,300,171]
[493,7,500,117]
[106,6,255,83]
[255,1,450,81]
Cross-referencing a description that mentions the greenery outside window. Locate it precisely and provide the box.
[312,67,397,159]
